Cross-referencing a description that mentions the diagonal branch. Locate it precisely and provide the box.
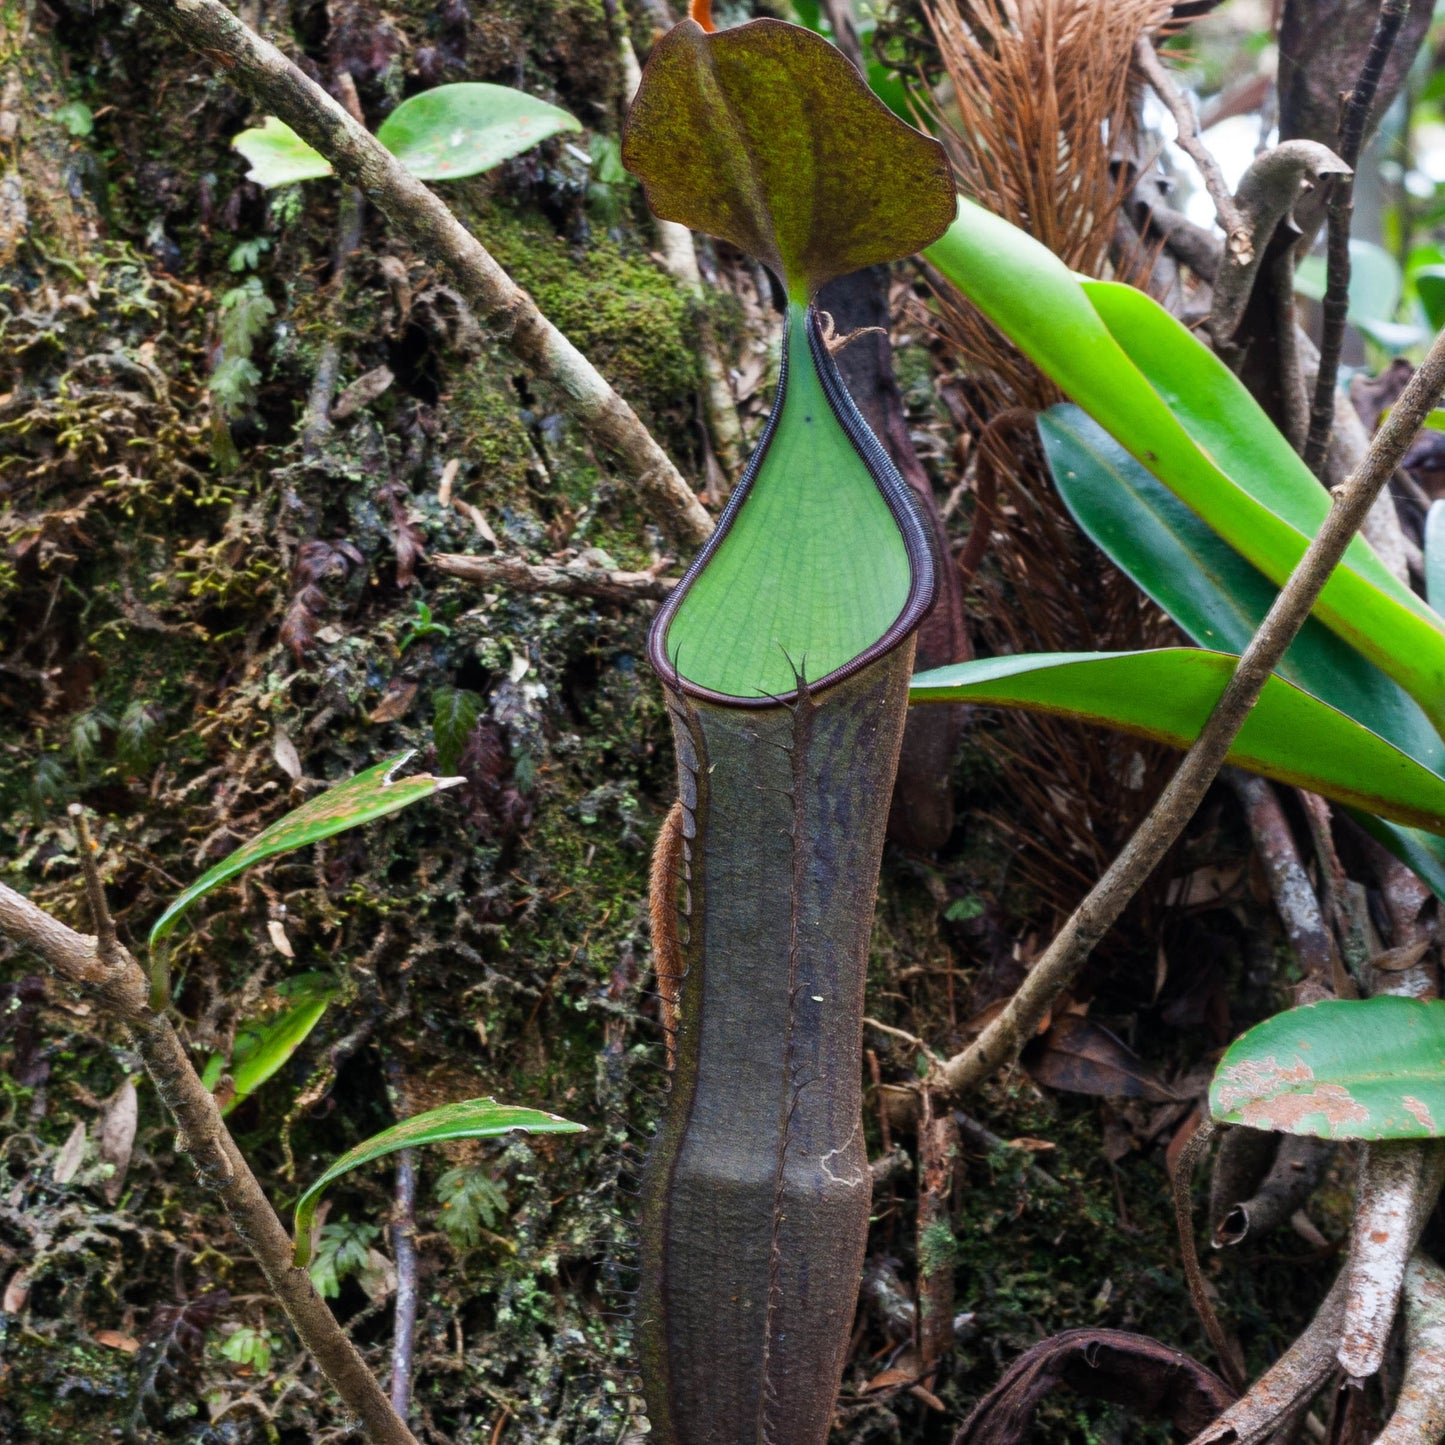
[1133,36,1249,266]
[1302,0,1409,475]
[127,0,713,549]
[932,319,1445,1100]
[0,879,419,1445]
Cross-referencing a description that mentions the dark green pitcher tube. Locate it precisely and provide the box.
[636,305,936,1445]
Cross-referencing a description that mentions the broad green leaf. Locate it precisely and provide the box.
[656,304,930,698]
[1211,996,1445,1139]
[1295,239,1402,325]
[1039,404,1445,900]
[1428,501,1445,613]
[909,650,1445,835]
[293,1098,583,1264]
[924,202,1445,736]
[233,116,334,188]
[201,974,334,1115]
[373,83,579,182]
[622,17,954,299]
[150,752,463,946]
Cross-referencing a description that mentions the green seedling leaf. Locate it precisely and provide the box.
[233,116,334,188]
[657,305,930,698]
[374,83,579,181]
[1039,404,1445,900]
[1211,996,1445,1139]
[235,84,579,190]
[149,751,463,946]
[293,1098,583,1264]
[202,975,334,1115]
[622,17,954,299]
[924,202,1445,737]
[909,650,1445,835]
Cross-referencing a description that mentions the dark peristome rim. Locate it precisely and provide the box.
[648,303,938,708]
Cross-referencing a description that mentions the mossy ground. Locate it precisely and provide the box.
[0,1,1330,1442]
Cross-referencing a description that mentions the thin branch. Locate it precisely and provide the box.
[68,803,119,968]
[931,319,1445,1101]
[1302,0,1408,475]
[128,0,712,549]
[430,551,676,603]
[1171,1119,1247,1390]
[383,1053,419,1424]
[0,881,419,1445]
[1134,37,1249,264]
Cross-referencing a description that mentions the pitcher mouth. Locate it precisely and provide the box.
[649,304,938,708]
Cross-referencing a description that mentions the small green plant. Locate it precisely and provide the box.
[434,1165,508,1250]
[233,83,580,189]
[398,600,450,653]
[217,1323,279,1374]
[308,1220,382,1299]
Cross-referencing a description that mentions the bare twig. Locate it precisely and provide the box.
[929,320,1445,1101]
[1375,1252,1445,1445]
[68,804,119,968]
[1171,1120,1247,1390]
[431,551,676,603]
[1302,0,1409,475]
[128,0,712,548]
[1134,36,1249,264]
[1226,771,1334,995]
[1188,1271,1347,1445]
[0,881,419,1445]
[382,1054,419,1423]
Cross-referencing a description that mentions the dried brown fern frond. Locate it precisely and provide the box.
[924,0,1173,398]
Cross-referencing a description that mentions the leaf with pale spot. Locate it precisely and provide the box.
[149,752,462,946]
[1211,996,1445,1140]
[293,1098,583,1264]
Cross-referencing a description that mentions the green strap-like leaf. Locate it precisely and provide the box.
[924,201,1445,738]
[149,752,462,946]
[373,84,579,181]
[622,17,954,299]
[202,975,335,1115]
[1211,996,1445,1140]
[1039,406,1444,771]
[234,84,579,189]
[1038,402,1445,900]
[292,1099,584,1264]
[909,650,1445,835]
[657,305,927,699]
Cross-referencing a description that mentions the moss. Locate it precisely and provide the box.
[463,200,701,427]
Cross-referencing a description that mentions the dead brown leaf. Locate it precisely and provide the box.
[1024,1016,1179,1102]
[368,677,418,724]
[98,1077,138,1204]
